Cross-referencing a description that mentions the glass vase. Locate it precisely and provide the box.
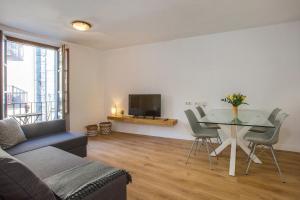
[232,106,238,119]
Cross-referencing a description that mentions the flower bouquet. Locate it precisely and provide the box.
[221,93,248,118]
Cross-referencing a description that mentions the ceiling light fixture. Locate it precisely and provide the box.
[71,20,92,31]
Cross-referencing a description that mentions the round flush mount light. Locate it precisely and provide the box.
[71,20,92,31]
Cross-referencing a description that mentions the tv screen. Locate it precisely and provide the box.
[129,94,161,117]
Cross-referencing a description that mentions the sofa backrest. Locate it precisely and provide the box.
[0,147,56,200]
[21,119,66,139]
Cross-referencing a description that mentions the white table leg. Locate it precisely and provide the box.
[229,137,237,176]
[210,138,231,156]
[210,124,233,156]
[210,124,232,156]
[208,123,262,176]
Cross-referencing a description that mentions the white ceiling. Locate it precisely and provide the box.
[0,0,300,50]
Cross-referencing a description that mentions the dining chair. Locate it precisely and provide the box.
[249,108,281,133]
[195,106,206,118]
[184,109,219,169]
[195,106,222,144]
[244,112,288,182]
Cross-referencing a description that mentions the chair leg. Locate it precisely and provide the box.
[186,138,197,165]
[208,138,218,160]
[254,145,268,158]
[194,138,200,155]
[247,141,252,149]
[270,146,285,183]
[204,138,212,170]
[246,142,254,162]
[197,138,204,154]
[246,144,256,175]
[217,135,222,144]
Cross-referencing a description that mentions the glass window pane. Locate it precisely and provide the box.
[5,40,60,124]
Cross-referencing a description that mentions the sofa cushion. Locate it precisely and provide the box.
[21,119,66,139]
[0,118,27,149]
[15,146,89,179]
[0,147,56,200]
[6,132,87,156]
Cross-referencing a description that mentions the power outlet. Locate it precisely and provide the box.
[185,101,193,106]
[194,102,207,107]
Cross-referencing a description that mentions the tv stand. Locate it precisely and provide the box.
[107,115,177,127]
[134,116,157,120]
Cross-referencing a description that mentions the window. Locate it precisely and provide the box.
[0,34,69,125]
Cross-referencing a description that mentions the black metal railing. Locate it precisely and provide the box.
[7,101,61,125]
[7,85,28,104]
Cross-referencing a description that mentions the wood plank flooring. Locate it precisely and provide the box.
[87,132,300,200]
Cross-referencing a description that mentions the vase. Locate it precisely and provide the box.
[232,106,238,119]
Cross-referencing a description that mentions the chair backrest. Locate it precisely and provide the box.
[195,106,206,118]
[184,109,203,135]
[269,112,288,144]
[268,108,282,123]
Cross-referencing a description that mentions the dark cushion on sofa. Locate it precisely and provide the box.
[21,119,66,139]
[6,132,87,156]
[15,146,89,179]
[0,148,56,200]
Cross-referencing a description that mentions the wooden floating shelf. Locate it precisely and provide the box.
[107,115,177,127]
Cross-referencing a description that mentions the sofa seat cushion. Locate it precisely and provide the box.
[15,146,89,179]
[6,132,87,156]
[0,147,56,200]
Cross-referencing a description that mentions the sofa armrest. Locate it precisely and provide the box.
[21,120,66,139]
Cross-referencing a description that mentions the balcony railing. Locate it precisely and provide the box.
[7,101,61,125]
[7,85,28,104]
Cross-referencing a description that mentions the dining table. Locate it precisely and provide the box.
[198,109,275,176]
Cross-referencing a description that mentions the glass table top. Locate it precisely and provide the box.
[198,109,275,128]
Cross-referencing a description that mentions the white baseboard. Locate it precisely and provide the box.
[114,129,194,140]
[274,143,300,153]
[113,129,300,153]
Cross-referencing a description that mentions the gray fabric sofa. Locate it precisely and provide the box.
[1,120,130,200]
[15,146,129,200]
[6,119,87,157]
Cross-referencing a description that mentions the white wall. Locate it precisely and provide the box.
[99,21,300,152]
[68,43,104,131]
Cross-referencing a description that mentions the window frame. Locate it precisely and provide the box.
[0,30,4,119]
[0,33,69,125]
[6,36,59,51]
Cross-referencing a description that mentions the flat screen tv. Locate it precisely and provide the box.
[129,94,161,117]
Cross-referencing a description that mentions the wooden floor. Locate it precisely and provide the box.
[87,132,300,200]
